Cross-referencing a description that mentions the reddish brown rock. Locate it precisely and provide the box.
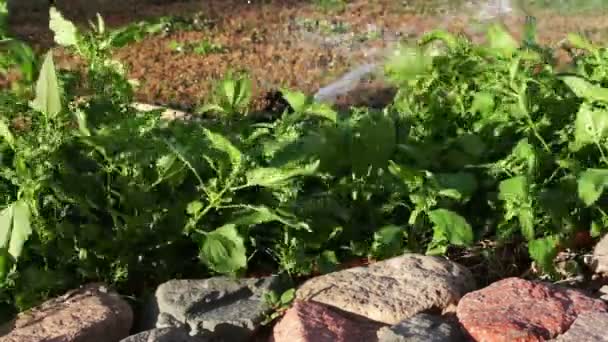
[456,277,607,342]
[0,283,133,342]
[271,300,385,342]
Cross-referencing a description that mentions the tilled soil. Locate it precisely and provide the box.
[7,0,608,112]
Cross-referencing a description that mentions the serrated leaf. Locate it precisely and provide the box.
[203,128,242,171]
[200,224,247,274]
[572,103,608,151]
[577,168,608,206]
[498,176,535,241]
[428,209,473,246]
[49,7,78,47]
[230,206,280,226]
[498,175,529,201]
[528,235,558,273]
[561,76,608,103]
[30,52,61,118]
[246,160,319,188]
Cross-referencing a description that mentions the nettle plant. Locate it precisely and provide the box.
[384,21,608,276]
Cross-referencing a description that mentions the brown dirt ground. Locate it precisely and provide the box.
[7,0,608,113]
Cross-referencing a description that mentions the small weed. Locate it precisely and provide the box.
[168,39,225,55]
[295,18,350,35]
[262,288,295,325]
[314,0,348,13]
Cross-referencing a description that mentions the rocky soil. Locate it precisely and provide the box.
[1,234,607,342]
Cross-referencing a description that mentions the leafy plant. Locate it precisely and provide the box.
[262,287,295,325]
[198,73,252,116]
[168,39,225,55]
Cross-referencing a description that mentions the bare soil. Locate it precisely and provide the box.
[8,0,608,112]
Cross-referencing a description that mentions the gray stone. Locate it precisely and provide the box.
[152,276,282,341]
[377,313,464,342]
[593,234,608,276]
[120,328,206,342]
[553,311,608,341]
[296,253,476,325]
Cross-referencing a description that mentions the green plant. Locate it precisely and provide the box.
[262,288,295,325]
[313,0,348,13]
[383,21,608,276]
[198,73,252,116]
[168,39,225,55]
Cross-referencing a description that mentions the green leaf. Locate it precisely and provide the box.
[528,235,558,273]
[230,206,281,226]
[305,102,337,123]
[186,200,203,215]
[0,200,32,261]
[200,224,247,274]
[0,118,14,149]
[49,7,78,47]
[561,76,608,103]
[486,23,518,57]
[279,288,296,306]
[370,225,406,258]
[428,209,473,246]
[567,33,598,52]
[470,92,495,116]
[282,89,309,113]
[317,250,339,274]
[203,129,243,171]
[435,172,477,201]
[578,168,608,206]
[572,103,608,151]
[30,52,61,118]
[385,45,433,82]
[498,176,535,241]
[9,200,31,259]
[246,160,319,188]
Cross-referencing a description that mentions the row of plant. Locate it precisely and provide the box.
[1,6,608,322]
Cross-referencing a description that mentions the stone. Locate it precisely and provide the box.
[456,277,608,342]
[599,285,608,302]
[120,327,207,342]
[376,313,464,342]
[151,276,282,341]
[553,311,608,341]
[0,283,133,342]
[271,300,384,342]
[592,234,608,276]
[295,253,476,324]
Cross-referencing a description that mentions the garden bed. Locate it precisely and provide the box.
[2,0,608,338]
